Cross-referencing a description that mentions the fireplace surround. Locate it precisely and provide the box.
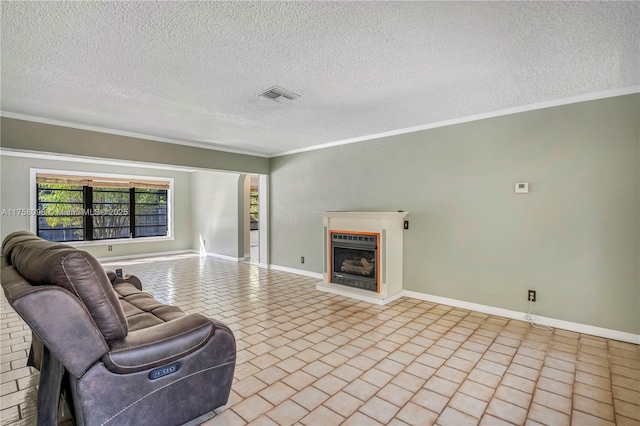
[319,211,409,304]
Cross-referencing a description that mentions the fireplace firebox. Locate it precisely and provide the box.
[331,232,378,292]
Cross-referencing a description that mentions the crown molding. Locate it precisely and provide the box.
[0,147,199,173]
[0,111,269,158]
[273,86,640,157]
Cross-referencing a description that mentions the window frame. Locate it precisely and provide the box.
[30,169,174,246]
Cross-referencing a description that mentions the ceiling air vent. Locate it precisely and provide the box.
[258,86,300,104]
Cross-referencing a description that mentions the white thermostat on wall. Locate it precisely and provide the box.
[515,182,529,193]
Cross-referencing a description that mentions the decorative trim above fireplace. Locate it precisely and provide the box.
[318,211,409,304]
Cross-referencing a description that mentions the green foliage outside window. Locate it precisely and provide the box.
[37,183,168,242]
[250,191,259,223]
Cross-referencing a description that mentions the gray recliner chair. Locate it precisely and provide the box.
[1,231,236,426]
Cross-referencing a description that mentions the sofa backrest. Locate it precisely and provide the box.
[2,231,128,342]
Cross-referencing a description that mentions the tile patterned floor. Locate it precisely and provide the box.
[1,254,639,425]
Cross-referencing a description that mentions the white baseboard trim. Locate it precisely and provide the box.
[97,251,640,343]
[404,290,640,345]
[316,283,405,306]
[98,249,193,262]
[268,264,323,279]
[204,252,243,262]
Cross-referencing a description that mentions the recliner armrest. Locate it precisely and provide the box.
[102,314,216,374]
[5,282,109,378]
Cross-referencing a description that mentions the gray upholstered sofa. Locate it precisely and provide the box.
[1,231,236,426]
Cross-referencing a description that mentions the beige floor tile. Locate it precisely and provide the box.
[377,383,414,407]
[404,362,436,379]
[612,365,640,381]
[544,357,576,373]
[313,374,348,395]
[343,378,379,402]
[388,350,417,366]
[533,388,571,415]
[476,359,508,377]
[615,399,640,421]
[360,368,393,388]
[577,360,611,378]
[265,400,308,425]
[424,376,459,398]
[395,402,438,426]
[541,366,575,385]
[301,360,334,378]
[576,370,613,391]
[479,413,515,425]
[323,391,363,418]
[536,376,573,398]
[494,385,531,409]
[289,386,329,411]
[233,376,268,398]
[506,363,540,381]
[342,411,382,426]
[232,395,274,423]
[300,405,344,426]
[484,350,514,366]
[258,381,297,406]
[436,407,479,425]
[614,385,640,405]
[547,349,578,364]
[411,389,449,414]
[527,403,570,426]
[616,414,640,426]
[346,354,377,371]
[276,357,307,374]
[376,358,405,376]
[282,370,316,391]
[253,366,288,385]
[444,356,476,373]
[448,392,488,419]
[486,398,528,425]
[246,414,278,426]
[359,396,400,424]
[571,410,615,426]
[458,379,495,402]
[435,365,467,384]
[501,373,536,394]
[207,409,247,425]
[391,371,426,393]
[415,353,447,370]
[573,381,612,404]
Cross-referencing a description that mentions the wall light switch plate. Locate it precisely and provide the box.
[515,182,529,193]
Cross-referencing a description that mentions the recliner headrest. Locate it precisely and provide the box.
[1,231,128,342]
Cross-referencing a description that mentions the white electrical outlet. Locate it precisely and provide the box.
[515,182,529,193]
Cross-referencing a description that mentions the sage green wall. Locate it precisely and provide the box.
[0,155,192,258]
[1,117,269,174]
[270,94,640,334]
[191,170,243,258]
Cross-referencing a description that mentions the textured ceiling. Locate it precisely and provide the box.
[1,2,638,157]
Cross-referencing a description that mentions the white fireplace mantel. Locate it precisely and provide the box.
[318,211,409,305]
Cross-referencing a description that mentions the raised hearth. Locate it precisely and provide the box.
[319,211,409,305]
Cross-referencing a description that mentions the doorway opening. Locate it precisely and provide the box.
[243,174,268,266]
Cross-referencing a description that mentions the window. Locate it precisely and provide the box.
[36,173,170,242]
[250,189,259,230]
